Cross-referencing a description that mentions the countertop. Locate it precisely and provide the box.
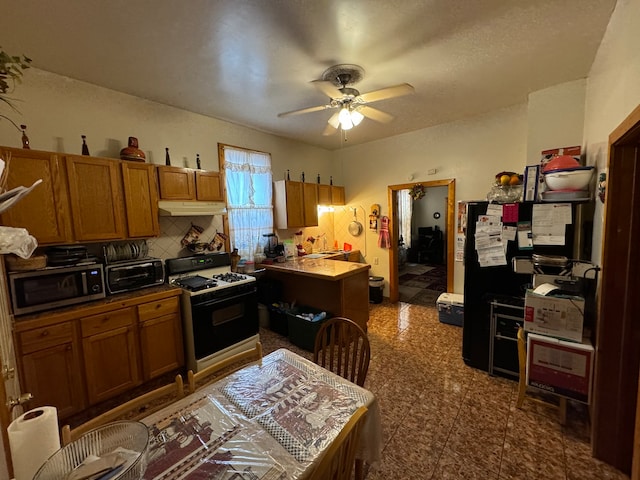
[13,284,182,329]
[262,256,370,281]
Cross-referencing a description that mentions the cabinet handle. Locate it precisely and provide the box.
[41,330,49,337]
[66,345,72,351]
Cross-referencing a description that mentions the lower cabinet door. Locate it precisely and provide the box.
[21,342,85,419]
[139,313,184,380]
[82,325,141,404]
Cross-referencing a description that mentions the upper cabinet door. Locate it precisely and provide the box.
[122,163,160,238]
[331,185,346,205]
[274,180,304,229]
[65,155,126,241]
[195,171,224,201]
[317,184,332,205]
[0,148,73,244]
[157,166,196,200]
[303,182,318,226]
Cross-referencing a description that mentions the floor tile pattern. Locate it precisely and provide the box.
[398,263,447,306]
[260,300,629,480]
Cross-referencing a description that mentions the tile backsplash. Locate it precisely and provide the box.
[146,205,371,262]
[147,216,225,260]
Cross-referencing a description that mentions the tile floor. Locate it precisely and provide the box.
[259,300,629,480]
[398,263,447,306]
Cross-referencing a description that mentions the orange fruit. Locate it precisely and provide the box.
[509,174,521,185]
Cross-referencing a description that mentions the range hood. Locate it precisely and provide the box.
[158,200,227,216]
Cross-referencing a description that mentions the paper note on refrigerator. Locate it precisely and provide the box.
[532,203,571,245]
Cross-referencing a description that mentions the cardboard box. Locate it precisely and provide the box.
[526,333,594,403]
[437,293,464,327]
[524,290,584,342]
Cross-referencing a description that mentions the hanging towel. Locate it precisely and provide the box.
[378,216,391,248]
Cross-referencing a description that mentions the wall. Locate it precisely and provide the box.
[583,0,640,268]
[335,104,529,293]
[0,69,334,183]
[526,79,587,165]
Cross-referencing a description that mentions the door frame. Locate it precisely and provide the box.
[387,179,455,302]
[592,103,640,476]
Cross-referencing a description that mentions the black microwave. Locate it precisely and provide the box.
[105,258,164,295]
[9,264,105,316]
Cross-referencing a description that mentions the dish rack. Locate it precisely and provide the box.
[103,240,150,264]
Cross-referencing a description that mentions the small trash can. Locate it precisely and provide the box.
[369,276,384,304]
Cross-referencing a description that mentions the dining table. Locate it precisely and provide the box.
[140,348,382,479]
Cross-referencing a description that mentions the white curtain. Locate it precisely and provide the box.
[223,147,273,260]
[398,189,412,248]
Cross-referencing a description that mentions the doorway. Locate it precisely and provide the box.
[591,103,640,476]
[388,179,455,303]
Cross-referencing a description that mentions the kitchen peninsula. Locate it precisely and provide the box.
[262,257,371,330]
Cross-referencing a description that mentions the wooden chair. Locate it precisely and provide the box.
[187,341,262,393]
[516,327,566,424]
[308,406,368,480]
[314,317,370,387]
[61,374,185,446]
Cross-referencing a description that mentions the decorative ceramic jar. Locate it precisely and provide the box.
[120,136,146,162]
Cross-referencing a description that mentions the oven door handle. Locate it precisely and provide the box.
[191,290,255,309]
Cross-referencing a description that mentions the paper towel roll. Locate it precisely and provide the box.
[8,406,61,480]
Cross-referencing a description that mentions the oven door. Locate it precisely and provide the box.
[190,289,258,360]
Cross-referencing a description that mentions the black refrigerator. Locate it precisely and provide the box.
[462,201,591,372]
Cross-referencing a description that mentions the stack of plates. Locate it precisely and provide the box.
[541,190,591,202]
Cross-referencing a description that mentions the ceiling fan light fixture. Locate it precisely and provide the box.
[350,109,364,126]
[339,107,354,130]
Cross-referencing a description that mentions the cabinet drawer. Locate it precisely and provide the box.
[138,296,180,321]
[19,322,73,354]
[81,307,136,337]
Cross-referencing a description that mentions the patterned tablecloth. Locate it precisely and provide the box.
[141,348,382,480]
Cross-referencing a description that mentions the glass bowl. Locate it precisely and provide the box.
[34,421,149,480]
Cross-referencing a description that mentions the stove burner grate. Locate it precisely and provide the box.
[174,275,217,292]
[212,273,248,283]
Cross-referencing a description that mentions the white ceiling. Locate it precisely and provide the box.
[1,0,616,150]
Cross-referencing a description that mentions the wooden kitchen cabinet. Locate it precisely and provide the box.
[16,321,85,419]
[317,183,345,205]
[122,162,160,237]
[302,182,318,226]
[138,296,184,380]
[331,185,346,205]
[0,147,73,244]
[273,180,318,228]
[14,288,183,419]
[195,170,224,201]
[157,165,196,200]
[65,155,126,241]
[157,165,223,201]
[80,307,141,405]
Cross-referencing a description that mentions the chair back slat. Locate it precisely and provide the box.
[314,317,370,387]
[308,406,368,480]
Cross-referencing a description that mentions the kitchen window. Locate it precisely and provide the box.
[219,144,273,260]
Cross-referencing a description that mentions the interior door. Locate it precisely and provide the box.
[592,103,640,476]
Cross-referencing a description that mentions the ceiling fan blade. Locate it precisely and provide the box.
[322,123,338,136]
[278,104,331,118]
[312,80,343,99]
[359,105,395,123]
[358,83,415,103]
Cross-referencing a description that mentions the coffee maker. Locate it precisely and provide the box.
[263,233,284,258]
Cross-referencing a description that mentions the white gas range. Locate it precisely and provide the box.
[165,252,259,373]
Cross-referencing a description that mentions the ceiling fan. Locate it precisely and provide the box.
[278,64,415,136]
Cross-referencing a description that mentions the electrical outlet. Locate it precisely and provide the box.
[374,257,379,265]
